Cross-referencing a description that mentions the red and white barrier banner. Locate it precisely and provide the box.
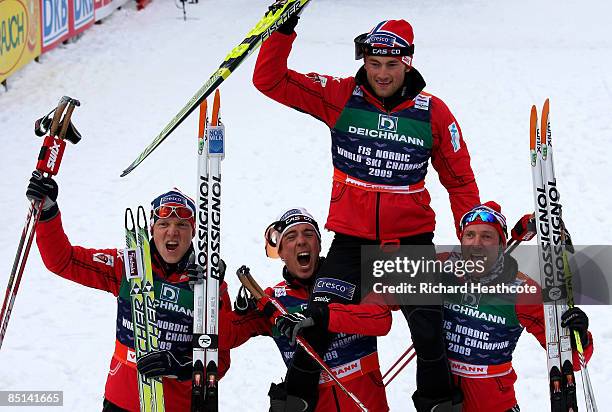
[41,0,94,52]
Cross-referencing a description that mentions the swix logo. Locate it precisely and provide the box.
[47,140,62,171]
[378,114,398,132]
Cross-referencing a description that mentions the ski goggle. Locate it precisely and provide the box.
[460,206,508,236]
[354,33,415,60]
[153,204,194,220]
[264,215,321,258]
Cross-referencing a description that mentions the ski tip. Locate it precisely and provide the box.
[211,90,221,126]
[198,99,208,139]
[529,105,538,150]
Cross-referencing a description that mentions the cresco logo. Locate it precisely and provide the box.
[0,0,27,75]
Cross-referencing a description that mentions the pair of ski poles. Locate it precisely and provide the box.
[0,96,81,350]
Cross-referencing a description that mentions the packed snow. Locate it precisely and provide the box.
[1,0,611,410]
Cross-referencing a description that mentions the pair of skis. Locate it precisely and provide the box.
[0,96,81,350]
[191,91,224,411]
[120,0,311,177]
[124,207,165,412]
[530,100,597,411]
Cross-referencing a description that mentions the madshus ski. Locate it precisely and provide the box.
[120,0,311,177]
[124,208,165,412]
[191,90,224,411]
[530,100,597,411]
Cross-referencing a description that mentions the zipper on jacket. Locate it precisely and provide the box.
[331,386,341,412]
[375,192,381,242]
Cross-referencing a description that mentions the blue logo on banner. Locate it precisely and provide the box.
[43,0,68,46]
[74,0,94,29]
[208,127,224,155]
[313,278,356,301]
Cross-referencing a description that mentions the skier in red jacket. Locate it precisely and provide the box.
[219,208,392,412]
[26,172,231,412]
[253,16,479,411]
[443,201,594,411]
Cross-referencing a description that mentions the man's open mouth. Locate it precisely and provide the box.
[297,252,311,266]
[166,241,179,252]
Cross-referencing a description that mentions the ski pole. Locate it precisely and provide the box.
[382,344,415,387]
[0,96,81,349]
[236,266,369,412]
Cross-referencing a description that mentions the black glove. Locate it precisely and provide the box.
[136,350,192,381]
[26,171,59,222]
[186,258,226,291]
[234,285,257,315]
[561,307,590,349]
[275,305,329,346]
[277,14,299,35]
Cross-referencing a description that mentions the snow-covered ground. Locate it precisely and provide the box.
[1,0,611,410]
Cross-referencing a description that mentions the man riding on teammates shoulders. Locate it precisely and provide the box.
[253,15,479,412]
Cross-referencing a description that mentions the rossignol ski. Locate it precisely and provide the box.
[0,96,81,350]
[530,100,597,411]
[120,0,311,177]
[124,208,165,412]
[192,90,224,411]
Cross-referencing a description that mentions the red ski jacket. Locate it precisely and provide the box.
[35,213,231,412]
[253,32,480,240]
[219,272,392,412]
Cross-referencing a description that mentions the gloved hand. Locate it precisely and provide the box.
[186,258,226,291]
[511,213,536,242]
[277,14,299,35]
[275,305,329,346]
[136,350,192,381]
[561,307,590,349]
[26,171,59,222]
[234,285,257,315]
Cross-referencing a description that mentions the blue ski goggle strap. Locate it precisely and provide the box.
[460,206,508,237]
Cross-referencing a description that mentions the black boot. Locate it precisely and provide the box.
[268,382,313,412]
[412,389,463,412]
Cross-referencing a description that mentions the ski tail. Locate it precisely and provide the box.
[120,0,311,177]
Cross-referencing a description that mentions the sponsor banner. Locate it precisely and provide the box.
[94,0,126,22]
[0,0,41,82]
[41,0,93,52]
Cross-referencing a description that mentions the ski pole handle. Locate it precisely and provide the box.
[35,97,81,176]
